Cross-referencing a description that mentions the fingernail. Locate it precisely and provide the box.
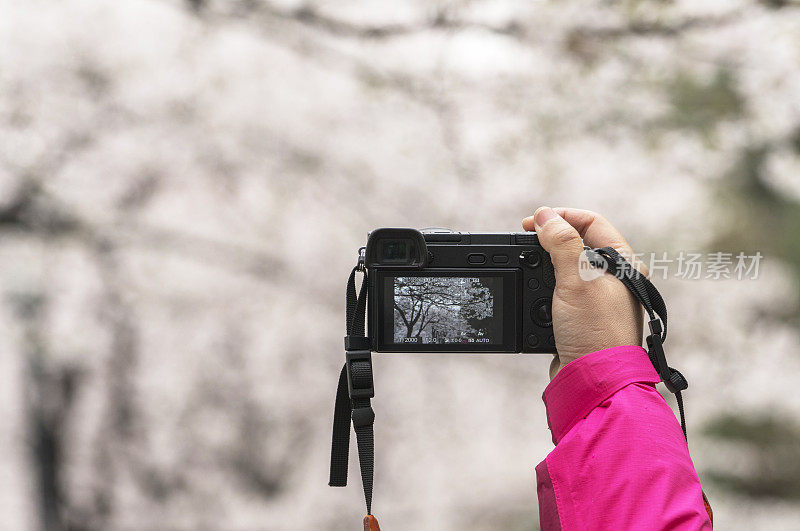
[534,206,558,229]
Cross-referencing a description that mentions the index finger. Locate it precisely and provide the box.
[522,207,646,274]
[558,208,631,251]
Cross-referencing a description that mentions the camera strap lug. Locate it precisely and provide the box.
[356,246,366,272]
[329,263,380,527]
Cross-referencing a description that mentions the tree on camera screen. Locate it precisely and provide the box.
[392,276,502,344]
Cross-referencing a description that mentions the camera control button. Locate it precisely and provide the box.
[467,253,486,264]
[531,298,553,327]
[520,250,541,268]
[527,278,540,290]
[491,254,509,264]
[526,334,540,347]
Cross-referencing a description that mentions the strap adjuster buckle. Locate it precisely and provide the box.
[667,369,688,393]
[345,335,370,351]
[646,330,686,393]
[646,332,670,381]
[648,318,663,337]
[351,405,375,428]
[346,349,374,399]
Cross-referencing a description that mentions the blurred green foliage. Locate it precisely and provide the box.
[667,69,745,135]
[703,414,800,500]
[714,133,800,296]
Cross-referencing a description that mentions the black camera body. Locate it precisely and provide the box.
[364,228,556,353]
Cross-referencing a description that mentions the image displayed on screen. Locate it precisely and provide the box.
[392,276,502,345]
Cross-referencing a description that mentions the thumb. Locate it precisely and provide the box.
[530,206,584,284]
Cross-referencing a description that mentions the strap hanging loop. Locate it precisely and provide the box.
[329,260,377,517]
[588,246,689,440]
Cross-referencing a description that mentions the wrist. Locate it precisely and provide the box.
[549,355,579,380]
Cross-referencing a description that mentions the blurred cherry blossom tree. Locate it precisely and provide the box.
[1,0,800,529]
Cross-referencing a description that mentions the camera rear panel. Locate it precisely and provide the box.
[368,231,555,354]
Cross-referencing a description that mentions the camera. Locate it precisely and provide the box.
[364,228,556,353]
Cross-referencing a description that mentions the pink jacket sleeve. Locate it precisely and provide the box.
[536,346,712,530]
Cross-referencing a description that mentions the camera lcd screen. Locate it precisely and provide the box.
[374,270,519,352]
[387,275,504,346]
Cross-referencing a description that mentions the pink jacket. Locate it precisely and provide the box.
[536,346,713,530]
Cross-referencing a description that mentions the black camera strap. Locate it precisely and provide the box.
[329,256,379,524]
[588,246,711,521]
[586,246,689,439]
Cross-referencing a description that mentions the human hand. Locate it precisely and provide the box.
[521,207,647,379]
